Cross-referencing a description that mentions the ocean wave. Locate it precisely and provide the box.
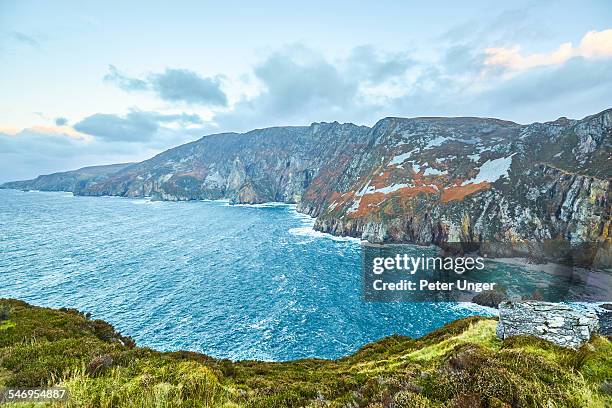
[130,198,160,205]
[204,198,230,203]
[287,207,315,223]
[288,226,362,243]
[287,207,361,243]
[223,201,291,208]
[453,302,498,316]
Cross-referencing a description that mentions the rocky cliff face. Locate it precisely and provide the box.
[3,110,610,251]
[70,123,371,204]
[309,112,610,249]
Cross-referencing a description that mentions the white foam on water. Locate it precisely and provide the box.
[224,201,290,208]
[131,198,160,205]
[452,302,498,316]
[287,207,361,243]
[289,208,315,226]
[288,226,362,243]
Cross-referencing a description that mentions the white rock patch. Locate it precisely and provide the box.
[425,136,448,148]
[388,150,417,166]
[423,168,447,176]
[373,183,412,194]
[462,155,513,186]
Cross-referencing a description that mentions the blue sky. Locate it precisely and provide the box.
[1,0,611,181]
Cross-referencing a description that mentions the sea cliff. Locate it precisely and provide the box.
[2,110,610,253]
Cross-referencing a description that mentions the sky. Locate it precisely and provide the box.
[0,0,611,182]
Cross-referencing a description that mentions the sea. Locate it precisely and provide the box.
[0,189,496,361]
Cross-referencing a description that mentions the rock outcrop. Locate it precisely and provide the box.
[496,301,600,348]
[2,109,610,256]
[595,304,612,336]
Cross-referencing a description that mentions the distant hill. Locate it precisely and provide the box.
[1,163,133,192]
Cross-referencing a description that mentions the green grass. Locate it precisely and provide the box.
[0,299,609,407]
[0,320,16,330]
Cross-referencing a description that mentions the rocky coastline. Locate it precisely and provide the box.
[2,110,610,263]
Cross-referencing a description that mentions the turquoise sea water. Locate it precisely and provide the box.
[0,189,494,361]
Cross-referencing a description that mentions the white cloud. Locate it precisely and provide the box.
[580,29,612,58]
[484,29,612,72]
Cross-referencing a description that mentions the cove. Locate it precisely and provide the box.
[0,189,496,361]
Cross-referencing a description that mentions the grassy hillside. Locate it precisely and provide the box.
[0,299,610,407]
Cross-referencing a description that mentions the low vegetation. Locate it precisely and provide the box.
[0,299,609,407]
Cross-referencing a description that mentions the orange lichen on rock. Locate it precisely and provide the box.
[440,182,490,202]
[348,185,439,218]
[397,185,438,197]
[370,170,393,188]
[349,192,386,218]
[329,191,342,202]
[304,155,353,200]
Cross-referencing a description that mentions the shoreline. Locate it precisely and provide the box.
[3,189,609,266]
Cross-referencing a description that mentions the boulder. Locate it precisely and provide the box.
[595,304,612,336]
[496,301,599,349]
[472,290,507,308]
[87,354,113,376]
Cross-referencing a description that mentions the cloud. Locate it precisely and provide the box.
[485,29,612,72]
[442,45,487,74]
[211,44,418,130]
[6,30,610,184]
[74,110,203,142]
[345,45,415,81]
[7,31,40,48]
[104,66,228,107]
[0,128,91,182]
[0,113,208,182]
[154,112,203,125]
[253,46,358,116]
[74,112,158,142]
[580,29,612,58]
[102,46,410,131]
[0,128,149,183]
[149,68,228,106]
[103,65,148,91]
[479,57,612,116]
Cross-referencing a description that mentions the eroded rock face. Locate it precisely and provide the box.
[2,110,610,256]
[496,301,599,348]
[595,304,612,336]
